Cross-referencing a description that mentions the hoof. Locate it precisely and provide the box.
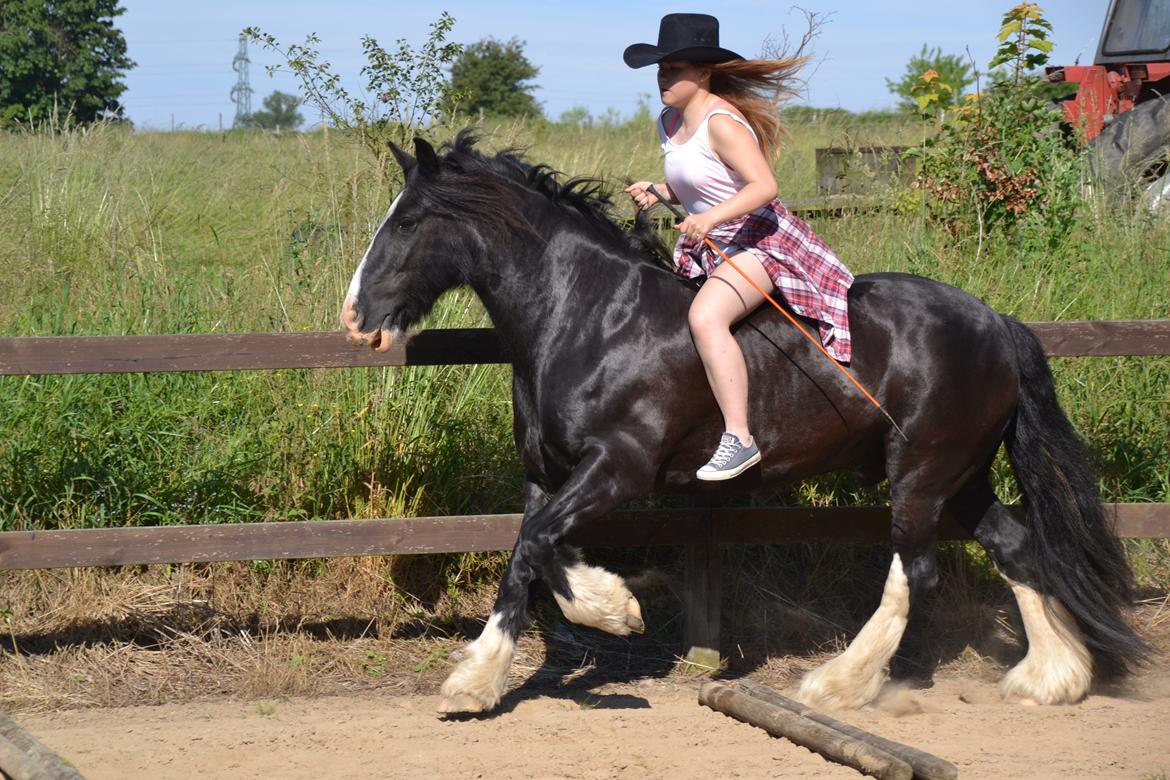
[555,564,643,636]
[437,693,488,716]
[626,596,645,635]
[999,656,1091,705]
[795,555,910,711]
[797,676,880,710]
[998,581,1092,706]
[435,613,513,717]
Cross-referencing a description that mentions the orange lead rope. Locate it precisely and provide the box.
[645,185,910,443]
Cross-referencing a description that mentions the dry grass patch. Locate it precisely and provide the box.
[1,546,1165,713]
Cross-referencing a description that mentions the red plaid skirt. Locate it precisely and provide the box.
[674,199,854,362]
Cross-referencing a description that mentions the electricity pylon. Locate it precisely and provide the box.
[230,34,253,128]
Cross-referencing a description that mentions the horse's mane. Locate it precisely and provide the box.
[432,129,671,269]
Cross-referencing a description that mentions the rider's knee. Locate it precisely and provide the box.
[687,297,727,339]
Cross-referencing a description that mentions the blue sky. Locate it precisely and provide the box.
[119,1,1106,131]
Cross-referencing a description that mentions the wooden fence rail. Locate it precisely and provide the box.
[1,320,1168,376]
[0,504,1165,571]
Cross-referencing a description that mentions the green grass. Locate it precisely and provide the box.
[0,117,1166,537]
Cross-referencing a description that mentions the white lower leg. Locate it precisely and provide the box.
[1000,578,1092,705]
[798,554,910,709]
[553,563,644,636]
[437,613,515,714]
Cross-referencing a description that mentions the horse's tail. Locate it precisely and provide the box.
[1000,315,1149,679]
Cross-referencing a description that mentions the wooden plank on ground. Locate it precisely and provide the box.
[0,712,85,780]
[1,321,1167,376]
[699,681,913,780]
[0,734,51,780]
[734,679,958,780]
[0,504,1163,571]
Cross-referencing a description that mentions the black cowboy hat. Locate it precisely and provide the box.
[623,13,743,69]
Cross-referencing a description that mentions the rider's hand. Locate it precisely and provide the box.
[624,181,660,211]
[675,212,717,242]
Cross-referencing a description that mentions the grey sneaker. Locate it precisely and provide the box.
[696,433,761,481]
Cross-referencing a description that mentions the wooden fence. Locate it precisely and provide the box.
[1,321,1168,663]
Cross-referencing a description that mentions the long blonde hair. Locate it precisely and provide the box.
[709,55,807,163]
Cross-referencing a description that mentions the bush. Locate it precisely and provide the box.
[911,3,1082,247]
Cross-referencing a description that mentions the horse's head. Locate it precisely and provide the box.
[341,136,481,352]
[341,130,668,351]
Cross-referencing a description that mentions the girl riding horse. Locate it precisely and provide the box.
[624,13,854,481]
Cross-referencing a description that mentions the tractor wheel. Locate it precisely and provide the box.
[1090,94,1170,211]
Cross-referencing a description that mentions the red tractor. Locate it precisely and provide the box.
[1047,0,1170,209]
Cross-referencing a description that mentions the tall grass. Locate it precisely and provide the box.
[1,117,1167,537]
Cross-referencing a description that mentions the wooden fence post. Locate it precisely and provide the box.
[684,506,721,669]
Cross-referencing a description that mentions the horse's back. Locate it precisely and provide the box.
[844,271,1017,384]
[726,271,1020,483]
[846,271,1020,450]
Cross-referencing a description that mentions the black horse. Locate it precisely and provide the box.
[340,131,1146,715]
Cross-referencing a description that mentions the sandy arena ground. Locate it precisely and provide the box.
[18,671,1170,779]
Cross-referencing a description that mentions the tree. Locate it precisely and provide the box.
[0,0,135,127]
[246,12,466,158]
[449,37,541,118]
[886,45,973,113]
[242,90,304,131]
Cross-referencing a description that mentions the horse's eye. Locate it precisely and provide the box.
[397,219,416,233]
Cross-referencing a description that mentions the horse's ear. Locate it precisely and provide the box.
[414,137,440,177]
[388,141,416,175]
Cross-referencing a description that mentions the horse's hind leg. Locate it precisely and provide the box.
[948,477,1092,704]
[797,490,943,709]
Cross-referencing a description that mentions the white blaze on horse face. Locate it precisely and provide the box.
[341,190,404,329]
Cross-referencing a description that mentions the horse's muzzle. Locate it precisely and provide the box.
[341,298,399,353]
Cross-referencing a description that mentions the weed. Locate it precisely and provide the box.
[412,646,449,673]
[245,11,467,159]
[363,650,386,677]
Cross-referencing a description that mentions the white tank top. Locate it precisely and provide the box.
[658,99,760,215]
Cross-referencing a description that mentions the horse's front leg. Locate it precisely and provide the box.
[547,552,645,637]
[437,449,640,715]
[434,480,548,716]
